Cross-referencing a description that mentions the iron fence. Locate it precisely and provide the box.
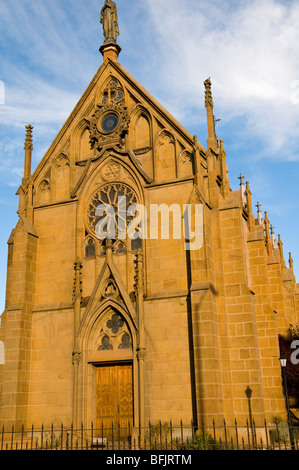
[0,419,299,451]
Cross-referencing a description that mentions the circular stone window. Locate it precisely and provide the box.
[100,113,119,133]
[87,183,139,240]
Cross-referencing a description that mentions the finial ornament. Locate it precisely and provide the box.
[24,124,34,150]
[256,202,263,223]
[238,173,245,186]
[204,78,214,108]
[100,0,119,44]
[289,252,294,269]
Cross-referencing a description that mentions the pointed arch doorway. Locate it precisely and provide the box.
[83,306,137,438]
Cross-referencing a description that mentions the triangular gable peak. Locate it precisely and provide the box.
[29,56,206,208]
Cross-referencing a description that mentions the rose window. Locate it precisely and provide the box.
[87,184,142,250]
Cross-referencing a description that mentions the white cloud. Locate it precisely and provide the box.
[143,0,299,158]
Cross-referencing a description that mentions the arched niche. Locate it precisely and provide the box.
[53,154,70,201]
[38,179,51,205]
[133,111,153,178]
[80,128,94,160]
[84,237,96,259]
[178,150,193,178]
[155,130,177,181]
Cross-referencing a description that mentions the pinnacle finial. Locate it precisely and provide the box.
[238,173,245,185]
[256,202,263,225]
[204,77,213,108]
[264,212,272,255]
[289,252,294,269]
[23,124,34,182]
[24,124,34,150]
[204,78,217,150]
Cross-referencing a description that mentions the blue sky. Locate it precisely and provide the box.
[0,0,299,312]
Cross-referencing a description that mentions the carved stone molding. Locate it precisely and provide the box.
[72,351,81,366]
[136,347,146,362]
[87,101,130,150]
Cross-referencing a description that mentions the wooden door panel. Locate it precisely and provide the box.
[96,365,118,431]
[96,363,133,437]
[118,365,133,431]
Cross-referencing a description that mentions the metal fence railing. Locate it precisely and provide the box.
[1,419,299,451]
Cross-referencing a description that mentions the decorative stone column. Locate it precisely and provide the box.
[72,351,81,429]
[135,249,146,431]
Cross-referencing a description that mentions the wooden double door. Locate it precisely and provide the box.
[96,363,134,437]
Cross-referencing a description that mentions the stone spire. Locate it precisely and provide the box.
[23,124,33,184]
[256,202,263,225]
[245,181,254,230]
[264,212,272,255]
[270,225,277,248]
[278,234,286,268]
[204,78,217,150]
[238,173,246,206]
[219,139,230,197]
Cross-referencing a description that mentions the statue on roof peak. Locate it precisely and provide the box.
[100,0,119,44]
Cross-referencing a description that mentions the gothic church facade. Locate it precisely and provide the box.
[0,4,298,433]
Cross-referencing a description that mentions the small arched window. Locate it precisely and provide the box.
[85,238,96,258]
[101,79,124,105]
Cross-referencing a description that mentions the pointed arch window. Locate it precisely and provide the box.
[102,79,124,105]
[96,311,132,352]
[98,335,113,351]
[85,238,96,258]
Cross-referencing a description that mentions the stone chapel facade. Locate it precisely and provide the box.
[0,7,299,434]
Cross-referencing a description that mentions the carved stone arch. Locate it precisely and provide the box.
[155,129,177,181]
[178,149,193,178]
[54,152,69,168]
[78,299,138,357]
[78,153,145,215]
[75,299,139,427]
[37,178,51,205]
[80,128,95,160]
[84,235,97,259]
[52,153,70,201]
[90,307,133,353]
[129,105,154,179]
[73,117,95,161]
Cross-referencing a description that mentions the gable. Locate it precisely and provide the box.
[30,57,207,210]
